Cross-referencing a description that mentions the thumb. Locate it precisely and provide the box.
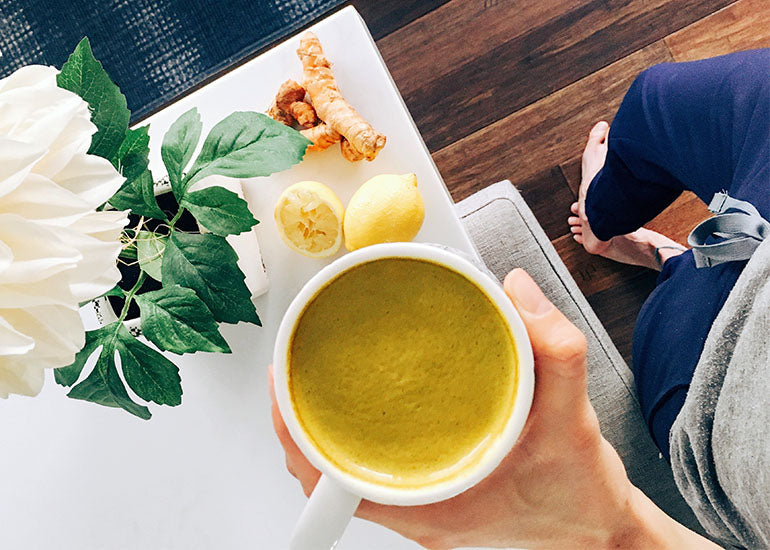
[503,269,588,422]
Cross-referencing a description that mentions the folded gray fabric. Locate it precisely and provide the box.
[670,237,770,548]
[457,180,701,533]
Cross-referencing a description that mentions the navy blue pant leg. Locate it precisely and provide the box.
[584,49,770,458]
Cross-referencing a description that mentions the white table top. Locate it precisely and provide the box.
[0,7,482,549]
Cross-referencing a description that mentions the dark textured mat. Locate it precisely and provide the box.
[0,0,345,121]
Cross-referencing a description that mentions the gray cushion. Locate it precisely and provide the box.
[457,181,702,533]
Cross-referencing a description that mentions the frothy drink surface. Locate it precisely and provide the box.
[289,258,518,488]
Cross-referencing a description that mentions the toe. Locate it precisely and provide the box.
[588,121,610,144]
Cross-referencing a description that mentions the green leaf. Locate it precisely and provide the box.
[109,170,166,220]
[184,112,310,189]
[162,231,260,325]
[67,358,152,420]
[108,128,161,218]
[103,286,126,298]
[162,108,203,199]
[57,323,151,419]
[137,231,166,281]
[56,37,130,162]
[114,126,150,182]
[119,331,182,407]
[119,241,138,260]
[54,326,104,387]
[79,284,127,308]
[181,186,258,236]
[135,285,231,354]
[55,322,183,419]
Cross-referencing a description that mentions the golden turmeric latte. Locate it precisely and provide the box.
[288,258,518,489]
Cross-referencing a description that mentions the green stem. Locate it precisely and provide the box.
[118,271,147,323]
[168,207,184,229]
[119,246,138,261]
[168,175,191,230]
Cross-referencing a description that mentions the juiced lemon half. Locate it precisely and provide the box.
[275,181,344,258]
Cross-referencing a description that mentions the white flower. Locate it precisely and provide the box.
[0,65,128,398]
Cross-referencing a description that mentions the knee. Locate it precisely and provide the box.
[615,62,674,127]
[628,62,673,98]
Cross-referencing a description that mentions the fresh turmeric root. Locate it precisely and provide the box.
[276,80,317,127]
[267,102,293,126]
[297,32,386,161]
[340,138,364,162]
[268,81,337,150]
[268,79,318,127]
[289,101,317,127]
[300,123,342,152]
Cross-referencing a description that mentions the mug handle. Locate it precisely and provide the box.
[290,474,362,550]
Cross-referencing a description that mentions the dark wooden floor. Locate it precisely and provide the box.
[346,0,769,363]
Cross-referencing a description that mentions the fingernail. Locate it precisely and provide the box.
[505,269,554,316]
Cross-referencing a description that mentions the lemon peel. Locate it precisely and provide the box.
[344,174,425,252]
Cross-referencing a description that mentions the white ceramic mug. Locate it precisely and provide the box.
[273,243,535,550]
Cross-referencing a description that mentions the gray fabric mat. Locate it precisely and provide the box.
[456,180,702,534]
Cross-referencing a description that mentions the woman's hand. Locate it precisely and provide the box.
[269,269,716,549]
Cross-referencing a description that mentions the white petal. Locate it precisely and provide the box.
[0,275,77,309]
[69,209,129,237]
[0,138,47,198]
[0,86,87,147]
[0,214,81,284]
[51,152,125,208]
[70,264,124,303]
[0,360,45,398]
[56,222,125,302]
[69,211,128,302]
[0,173,93,225]
[0,306,84,367]
[28,95,95,176]
[0,313,35,355]
[0,65,57,93]
[0,235,12,274]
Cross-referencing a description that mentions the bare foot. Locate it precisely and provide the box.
[567,121,686,271]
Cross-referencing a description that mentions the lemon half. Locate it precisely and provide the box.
[344,173,425,251]
[275,181,344,258]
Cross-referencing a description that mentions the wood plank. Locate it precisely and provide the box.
[552,233,649,298]
[560,156,583,197]
[514,167,576,240]
[646,192,712,244]
[380,0,734,151]
[665,0,770,61]
[377,0,583,110]
[587,271,659,364]
[351,0,451,41]
[434,41,673,200]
